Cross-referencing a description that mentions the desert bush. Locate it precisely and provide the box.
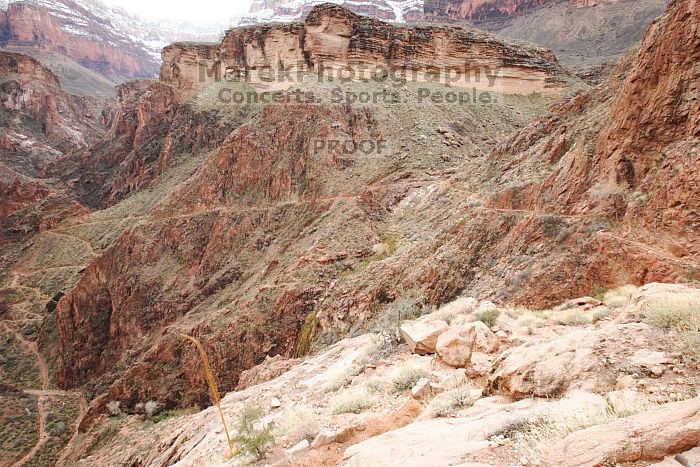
[144,400,160,418]
[276,406,319,443]
[233,403,274,460]
[642,295,700,332]
[591,308,613,323]
[603,285,637,308]
[556,309,591,326]
[642,294,700,360]
[473,308,500,328]
[592,284,607,300]
[391,364,429,392]
[329,386,375,414]
[368,290,428,360]
[106,401,122,417]
[363,378,386,393]
[425,384,475,418]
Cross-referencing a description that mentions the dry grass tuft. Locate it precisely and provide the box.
[329,386,375,414]
[501,395,652,461]
[603,285,637,308]
[642,293,700,360]
[424,383,475,418]
[391,364,429,392]
[555,309,591,326]
[276,406,320,443]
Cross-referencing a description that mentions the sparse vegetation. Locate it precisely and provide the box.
[392,364,429,392]
[555,309,591,326]
[425,383,475,418]
[642,293,700,360]
[276,406,319,444]
[329,386,375,414]
[591,308,613,323]
[233,403,275,460]
[144,400,160,418]
[106,401,122,417]
[603,285,637,308]
[498,395,652,461]
[368,289,428,360]
[592,284,608,301]
[473,308,501,328]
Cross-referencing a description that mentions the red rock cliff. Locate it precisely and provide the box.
[1,2,158,78]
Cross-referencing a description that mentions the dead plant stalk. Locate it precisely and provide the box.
[181,334,237,458]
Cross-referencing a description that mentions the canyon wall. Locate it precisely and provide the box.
[0,2,159,79]
[161,3,570,99]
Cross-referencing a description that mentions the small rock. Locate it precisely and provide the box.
[271,397,281,409]
[311,429,337,448]
[411,377,432,399]
[285,439,310,456]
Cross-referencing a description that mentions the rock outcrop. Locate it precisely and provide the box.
[547,396,700,466]
[161,3,571,99]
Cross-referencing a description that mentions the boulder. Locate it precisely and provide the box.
[400,320,449,355]
[436,325,477,368]
[488,329,602,399]
[546,397,700,466]
[446,321,500,353]
[438,296,478,316]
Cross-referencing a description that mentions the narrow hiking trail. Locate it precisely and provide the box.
[2,323,86,466]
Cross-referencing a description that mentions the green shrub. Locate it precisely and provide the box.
[474,308,500,328]
[233,403,274,460]
[592,284,607,301]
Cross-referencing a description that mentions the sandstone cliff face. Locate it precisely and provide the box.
[162,3,570,99]
[0,2,159,79]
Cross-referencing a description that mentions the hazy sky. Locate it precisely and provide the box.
[102,0,255,23]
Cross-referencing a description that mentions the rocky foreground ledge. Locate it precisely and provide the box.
[62,282,700,466]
